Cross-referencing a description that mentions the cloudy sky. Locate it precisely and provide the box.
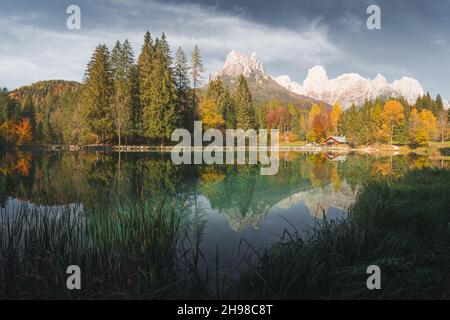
[0,0,449,98]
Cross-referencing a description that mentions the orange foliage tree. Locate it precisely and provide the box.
[381,100,404,145]
[15,118,33,145]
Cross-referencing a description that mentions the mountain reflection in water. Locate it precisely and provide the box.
[0,150,448,273]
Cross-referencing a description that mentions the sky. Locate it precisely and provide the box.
[0,0,449,99]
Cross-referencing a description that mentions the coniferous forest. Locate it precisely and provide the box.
[0,31,448,148]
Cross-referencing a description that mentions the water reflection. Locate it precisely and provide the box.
[0,150,448,272]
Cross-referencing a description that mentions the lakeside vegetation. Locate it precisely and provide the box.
[1,166,449,299]
[237,168,450,299]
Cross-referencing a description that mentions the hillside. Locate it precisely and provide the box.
[9,80,82,143]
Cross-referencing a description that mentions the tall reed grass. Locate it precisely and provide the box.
[236,168,450,299]
[0,197,207,299]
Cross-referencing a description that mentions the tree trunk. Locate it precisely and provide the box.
[390,122,394,146]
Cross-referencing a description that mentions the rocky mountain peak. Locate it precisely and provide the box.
[273,66,425,109]
[214,50,267,79]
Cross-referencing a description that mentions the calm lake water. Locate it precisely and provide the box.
[1,151,448,275]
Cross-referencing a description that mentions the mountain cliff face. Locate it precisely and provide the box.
[273,66,425,109]
[212,50,324,107]
[213,50,426,109]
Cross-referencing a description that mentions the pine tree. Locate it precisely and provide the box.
[138,31,154,138]
[234,75,256,130]
[81,44,113,143]
[191,45,204,120]
[174,47,192,129]
[110,39,137,146]
[143,34,178,145]
[435,94,444,116]
[206,79,235,128]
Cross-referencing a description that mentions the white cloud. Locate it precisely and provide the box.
[0,0,344,89]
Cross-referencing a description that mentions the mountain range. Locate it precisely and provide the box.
[213,50,428,109]
[212,50,325,108]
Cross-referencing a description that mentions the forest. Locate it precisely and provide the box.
[0,31,449,147]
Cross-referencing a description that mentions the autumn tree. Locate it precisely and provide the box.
[307,103,329,142]
[437,110,448,147]
[329,102,343,135]
[409,108,438,146]
[15,118,33,145]
[381,100,405,145]
[371,101,386,143]
[199,98,224,129]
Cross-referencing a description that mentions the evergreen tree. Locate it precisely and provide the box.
[435,94,444,116]
[81,44,113,143]
[137,31,154,138]
[191,45,204,120]
[342,104,359,146]
[143,34,178,145]
[110,39,137,146]
[174,47,192,129]
[234,75,256,130]
[206,79,236,128]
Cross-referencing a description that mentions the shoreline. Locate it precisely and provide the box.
[7,143,447,157]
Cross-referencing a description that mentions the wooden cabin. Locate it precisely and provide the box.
[322,135,347,147]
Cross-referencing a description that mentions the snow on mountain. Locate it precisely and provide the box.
[213,49,268,79]
[213,50,425,109]
[273,66,424,109]
[444,100,450,110]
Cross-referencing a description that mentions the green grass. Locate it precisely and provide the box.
[235,168,450,299]
[279,141,307,148]
[0,198,209,299]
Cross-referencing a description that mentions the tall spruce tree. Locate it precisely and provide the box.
[191,45,204,120]
[81,44,113,143]
[234,75,256,130]
[206,79,235,128]
[110,39,137,146]
[143,34,178,145]
[138,31,154,138]
[174,47,192,129]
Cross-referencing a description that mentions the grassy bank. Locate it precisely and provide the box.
[236,168,450,299]
[0,198,209,299]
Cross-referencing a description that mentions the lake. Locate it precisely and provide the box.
[0,151,448,278]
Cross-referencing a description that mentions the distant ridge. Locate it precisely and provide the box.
[273,66,425,109]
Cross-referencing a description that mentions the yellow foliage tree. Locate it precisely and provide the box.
[371,102,388,143]
[409,108,438,146]
[199,98,224,129]
[381,100,404,145]
[0,121,17,144]
[329,102,343,134]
